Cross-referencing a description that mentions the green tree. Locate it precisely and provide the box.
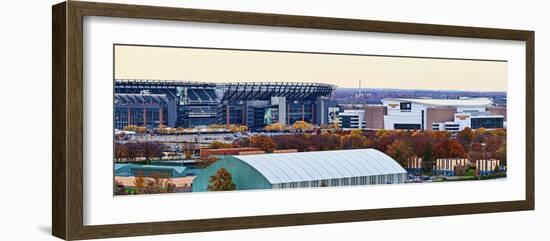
[422,141,434,172]
[207,168,237,191]
[496,144,507,165]
[457,127,474,152]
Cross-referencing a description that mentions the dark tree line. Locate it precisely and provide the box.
[115,142,166,163]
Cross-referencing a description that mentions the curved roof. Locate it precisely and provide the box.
[234,149,406,184]
[115,79,217,87]
[115,93,171,105]
[382,98,492,107]
[219,82,336,101]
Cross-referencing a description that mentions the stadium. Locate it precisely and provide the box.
[114,79,337,130]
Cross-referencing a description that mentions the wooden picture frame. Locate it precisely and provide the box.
[52,1,534,240]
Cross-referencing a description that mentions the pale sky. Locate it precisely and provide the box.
[114,45,507,92]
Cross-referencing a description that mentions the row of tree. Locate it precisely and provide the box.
[224,128,506,171]
[115,142,166,163]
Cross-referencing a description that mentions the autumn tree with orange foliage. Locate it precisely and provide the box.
[142,176,176,194]
[124,125,147,134]
[208,141,233,149]
[251,135,276,153]
[292,121,314,132]
[227,124,248,133]
[133,176,145,189]
[264,122,288,132]
[207,168,236,191]
[385,139,415,167]
[340,130,373,149]
[433,139,468,159]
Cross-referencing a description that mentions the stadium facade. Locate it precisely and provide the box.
[114,79,337,130]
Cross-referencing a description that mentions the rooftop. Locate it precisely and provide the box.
[233,149,406,184]
[382,97,492,107]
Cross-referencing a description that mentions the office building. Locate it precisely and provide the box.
[381,97,505,131]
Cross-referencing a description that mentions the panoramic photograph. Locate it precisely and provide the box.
[113,44,507,195]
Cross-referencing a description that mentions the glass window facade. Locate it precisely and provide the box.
[471,117,504,129]
[394,123,421,130]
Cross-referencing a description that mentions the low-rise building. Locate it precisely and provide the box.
[475,159,502,176]
[406,157,423,175]
[432,112,504,132]
[114,163,188,178]
[433,158,470,176]
[200,147,263,159]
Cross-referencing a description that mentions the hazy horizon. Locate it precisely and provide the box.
[115,45,508,92]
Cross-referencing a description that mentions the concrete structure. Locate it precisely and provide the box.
[406,157,423,175]
[475,159,501,176]
[433,158,470,176]
[487,106,507,121]
[426,107,456,130]
[364,105,387,129]
[192,149,408,192]
[338,110,366,130]
[382,97,505,131]
[114,93,177,130]
[115,80,219,128]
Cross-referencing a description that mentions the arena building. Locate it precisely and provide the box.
[191,149,407,192]
[381,97,505,131]
[114,80,337,130]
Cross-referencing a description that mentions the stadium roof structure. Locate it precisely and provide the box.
[382,97,493,107]
[219,82,336,102]
[115,79,217,88]
[114,93,171,105]
[233,149,406,184]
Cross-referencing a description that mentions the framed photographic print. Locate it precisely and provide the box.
[52,1,534,240]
